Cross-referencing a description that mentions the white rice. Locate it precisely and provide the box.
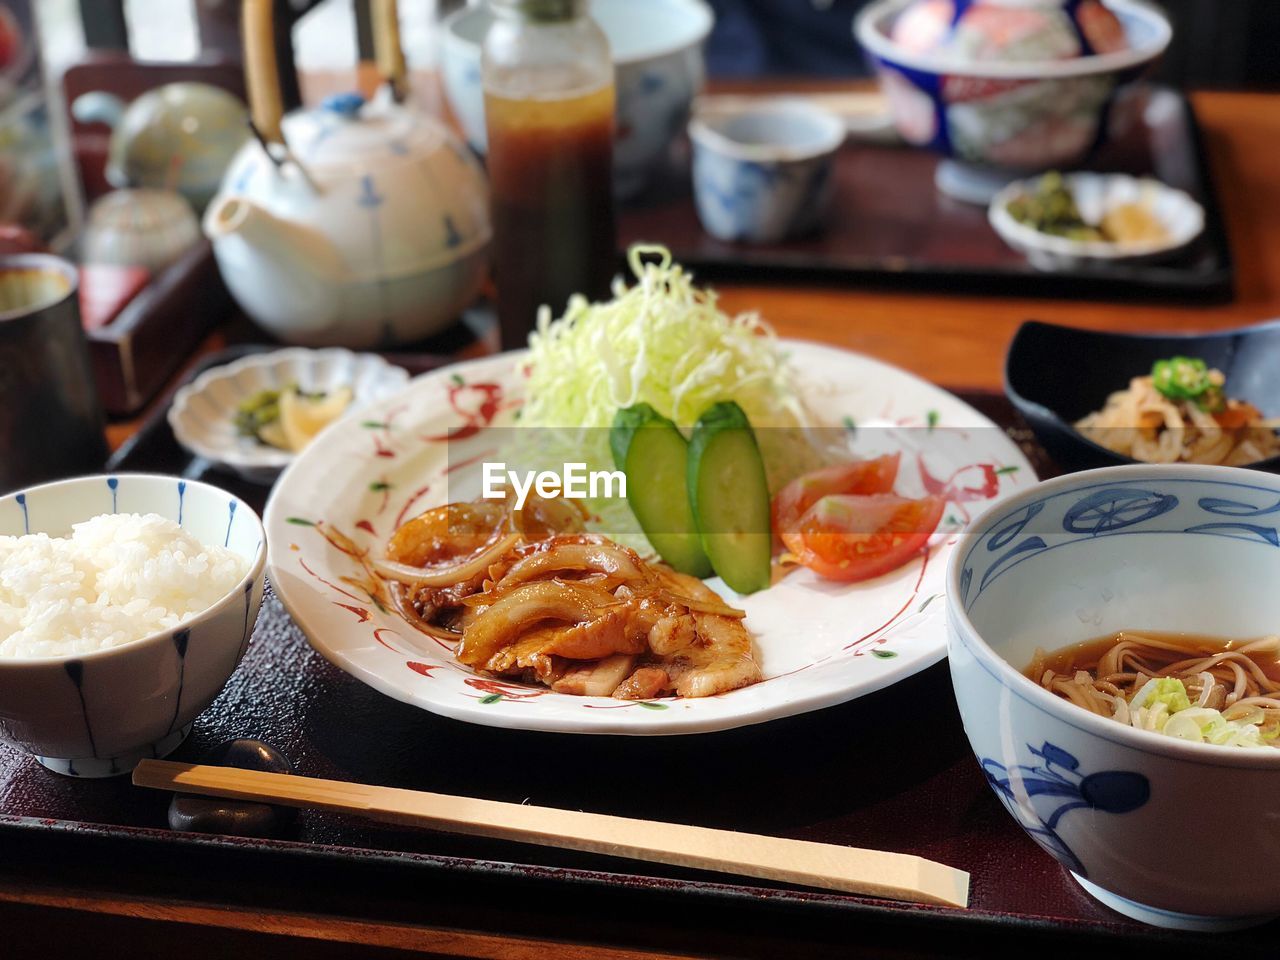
[0,513,250,659]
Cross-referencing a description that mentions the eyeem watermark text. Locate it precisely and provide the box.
[482,462,626,510]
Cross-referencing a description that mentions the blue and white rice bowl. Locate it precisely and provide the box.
[948,464,1280,930]
[689,101,845,244]
[0,474,265,777]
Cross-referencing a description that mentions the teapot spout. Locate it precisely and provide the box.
[204,196,349,336]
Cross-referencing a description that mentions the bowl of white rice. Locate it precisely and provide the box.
[0,474,266,777]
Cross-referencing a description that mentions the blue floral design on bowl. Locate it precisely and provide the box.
[981,740,1149,876]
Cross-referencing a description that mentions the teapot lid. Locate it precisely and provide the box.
[281,91,452,166]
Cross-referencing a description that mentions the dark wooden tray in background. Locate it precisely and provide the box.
[3,349,1268,957]
[619,86,1233,302]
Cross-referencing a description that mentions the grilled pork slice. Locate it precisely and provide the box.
[482,608,650,676]
[667,612,762,698]
[457,580,622,666]
[611,612,761,700]
[636,567,764,698]
[612,666,670,700]
[552,655,638,696]
[453,552,762,700]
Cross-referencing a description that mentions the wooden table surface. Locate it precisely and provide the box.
[60,80,1280,958]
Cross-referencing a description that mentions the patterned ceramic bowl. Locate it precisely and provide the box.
[168,349,410,484]
[82,188,202,274]
[0,474,265,777]
[948,464,1280,930]
[855,0,1171,174]
[689,101,845,244]
[440,0,713,198]
[988,172,1205,271]
[71,83,249,214]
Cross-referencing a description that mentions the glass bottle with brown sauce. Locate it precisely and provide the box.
[481,0,617,350]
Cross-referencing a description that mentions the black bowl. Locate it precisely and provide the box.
[1004,319,1280,473]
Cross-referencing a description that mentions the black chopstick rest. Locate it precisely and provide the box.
[168,739,298,838]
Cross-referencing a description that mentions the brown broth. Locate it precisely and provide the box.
[1025,630,1280,684]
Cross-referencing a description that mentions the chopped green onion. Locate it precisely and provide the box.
[1149,677,1191,713]
[1125,677,1269,747]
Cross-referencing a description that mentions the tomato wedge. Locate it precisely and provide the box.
[772,454,900,555]
[793,493,944,583]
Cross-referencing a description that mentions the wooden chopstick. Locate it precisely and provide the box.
[133,760,969,908]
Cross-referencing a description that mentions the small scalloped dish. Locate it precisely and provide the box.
[168,349,410,484]
[988,172,1205,272]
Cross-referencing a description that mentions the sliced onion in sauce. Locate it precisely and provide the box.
[655,589,745,619]
[371,532,521,587]
[513,495,588,540]
[407,619,464,643]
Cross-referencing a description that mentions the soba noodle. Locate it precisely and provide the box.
[1075,370,1280,466]
[1027,632,1280,748]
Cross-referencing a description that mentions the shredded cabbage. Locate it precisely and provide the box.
[510,245,832,546]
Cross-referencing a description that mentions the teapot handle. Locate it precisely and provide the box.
[371,0,408,103]
[242,0,285,144]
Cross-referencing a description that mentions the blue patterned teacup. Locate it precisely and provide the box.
[688,101,844,244]
[949,464,1280,930]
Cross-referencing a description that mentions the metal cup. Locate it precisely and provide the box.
[0,254,108,494]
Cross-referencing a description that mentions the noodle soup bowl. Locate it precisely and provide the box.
[948,464,1280,930]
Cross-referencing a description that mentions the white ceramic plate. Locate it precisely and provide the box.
[168,348,411,484]
[988,173,1205,272]
[264,341,1034,734]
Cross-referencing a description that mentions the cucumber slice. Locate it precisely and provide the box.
[687,401,772,595]
[610,404,714,578]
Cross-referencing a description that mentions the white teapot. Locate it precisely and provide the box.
[204,0,490,347]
